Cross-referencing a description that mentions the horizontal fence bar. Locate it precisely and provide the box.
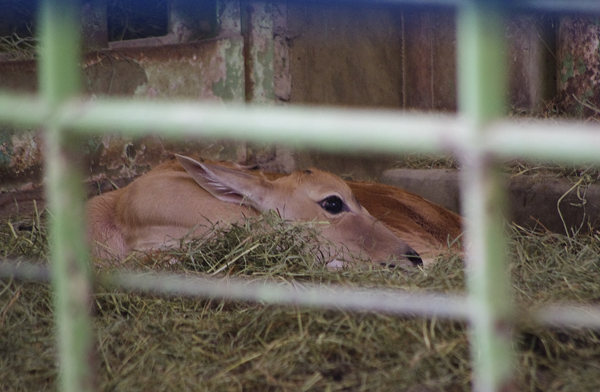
[500,0,600,13]
[488,120,600,163]
[532,305,600,329]
[0,260,469,319]
[3,260,600,329]
[3,94,600,166]
[0,259,51,282]
[108,271,470,320]
[3,95,600,164]
[308,0,600,12]
[57,99,462,155]
[57,99,600,164]
[0,93,51,128]
[311,0,461,6]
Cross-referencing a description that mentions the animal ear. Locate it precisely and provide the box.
[175,154,272,207]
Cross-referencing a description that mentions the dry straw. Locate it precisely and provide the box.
[1,208,599,391]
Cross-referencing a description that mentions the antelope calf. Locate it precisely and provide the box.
[87,155,462,267]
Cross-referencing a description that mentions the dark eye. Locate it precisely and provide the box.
[320,196,345,214]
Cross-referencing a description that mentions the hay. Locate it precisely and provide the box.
[394,154,600,186]
[394,105,600,184]
[0,33,37,61]
[1,210,600,391]
[0,202,47,260]
[107,0,169,42]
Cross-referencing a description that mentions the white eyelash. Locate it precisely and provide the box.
[206,179,231,192]
[204,174,241,196]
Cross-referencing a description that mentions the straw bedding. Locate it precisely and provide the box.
[1,209,600,391]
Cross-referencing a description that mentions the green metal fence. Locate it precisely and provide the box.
[1,1,600,391]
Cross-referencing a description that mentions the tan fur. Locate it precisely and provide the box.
[347,181,462,263]
[87,156,462,266]
[259,171,463,265]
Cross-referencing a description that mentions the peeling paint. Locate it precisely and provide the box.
[81,0,108,51]
[506,15,557,110]
[218,0,242,36]
[273,2,291,103]
[557,17,600,116]
[128,36,245,102]
[211,38,245,102]
[0,130,44,191]
[0,129,13,167]
[1,36,247,190]
[9,132,43,173]
[169,0,217,43]
[560,53,574,84]
[245,2,275,104]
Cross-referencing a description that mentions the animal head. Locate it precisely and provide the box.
[176,155,422,268]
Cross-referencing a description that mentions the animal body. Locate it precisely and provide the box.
[87,155,462,267]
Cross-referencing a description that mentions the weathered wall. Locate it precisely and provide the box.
[0,36,246,191]
[284,4,450,179]
[383,169,600,235]
[507,15,557,111]
[285,4,556,179]
[287,2,405,109]
[0,1,562,191]
[287,4,555,112]
[557,17,600,116]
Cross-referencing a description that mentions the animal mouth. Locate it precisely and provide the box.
[380,250,423,268]
[406,250,423,266]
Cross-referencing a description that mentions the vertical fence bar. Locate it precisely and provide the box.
[39,1,96,391]
[457,1,515,392]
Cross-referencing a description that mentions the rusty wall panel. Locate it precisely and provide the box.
[431,11,457,111]
[557,17,600,116]
[0,60,37,92]
[81,0,108,52]
[403,10,435,109]
[0,36,246,191]
[243,2,275,104]
[287,4,554,113]
[273,2,291,103]
[169,0,217,42]
[286,2,405,178]
[240,2,297,173]
[288,2,404,108]
[507,15,556,111]
[401,8,457,111]
[1,4,563,190]
[288,4,457,111]
[283,5,557,179]
[83,37,245,101]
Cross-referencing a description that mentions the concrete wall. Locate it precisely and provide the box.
[0,36,246,191]
[287,4,556,112]
[285,4,556,179]
[383,169,600,235]
[557,17,600,116]
[0,1,561,191]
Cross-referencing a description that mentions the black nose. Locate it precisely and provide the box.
[406,250,423,267]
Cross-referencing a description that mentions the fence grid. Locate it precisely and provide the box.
[1,1,600,392]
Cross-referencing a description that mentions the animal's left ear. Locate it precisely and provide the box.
[175,154,273,208]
